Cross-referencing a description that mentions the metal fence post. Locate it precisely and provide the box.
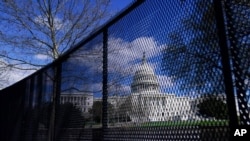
[213,0,238,132]
[223,0,250,126]
[102,28,108,139]
[48,63,62,141]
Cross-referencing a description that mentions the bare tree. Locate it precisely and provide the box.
[0,0,111,88]
[0,58,10,88]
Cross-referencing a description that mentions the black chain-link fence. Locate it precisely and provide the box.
[0,0,249,140]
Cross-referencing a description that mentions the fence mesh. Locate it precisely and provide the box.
[58,34,103,140]
[105,0,229,140]
[0,0,250,141]
[224,0,250,126]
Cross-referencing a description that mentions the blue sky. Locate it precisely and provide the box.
[1,0,236,100]
[110,0,134,13]
[0,0,134,89]
[2,0,190,96]
[58,0,194,98]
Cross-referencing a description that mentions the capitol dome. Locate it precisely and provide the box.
[131,52,159,93]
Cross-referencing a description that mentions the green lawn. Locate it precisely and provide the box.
[140,120,229,127]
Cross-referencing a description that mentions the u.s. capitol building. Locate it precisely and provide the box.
[126,53,192,122]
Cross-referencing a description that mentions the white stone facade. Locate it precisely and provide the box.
[128,53,192,122]
[60,93,93,113]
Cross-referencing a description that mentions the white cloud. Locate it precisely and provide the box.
[157,75,174,89]
[67,36,172,95]
[2,69,35,89]
[34,54,50,60]
[107,36,164,73]
[106,36,173,93]
[68,36,164,74]
[0,58,36,89]
[3,36,172,94]
[34,15,64,30]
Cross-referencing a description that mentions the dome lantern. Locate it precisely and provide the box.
[131,52,159,93]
